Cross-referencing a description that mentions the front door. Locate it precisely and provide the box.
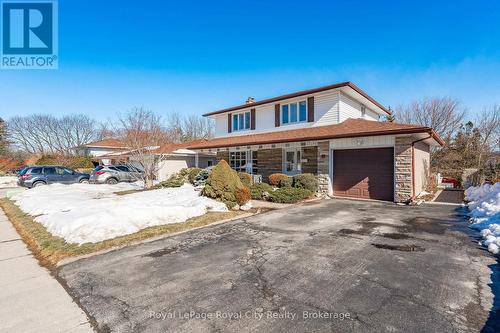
[284,149,301,175]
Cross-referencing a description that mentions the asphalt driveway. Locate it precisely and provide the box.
[58,199,499,332]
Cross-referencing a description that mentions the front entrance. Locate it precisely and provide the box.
[332,148,394,201]
[283,148,301,175]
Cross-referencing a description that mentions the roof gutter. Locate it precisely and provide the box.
[187,127,436,150]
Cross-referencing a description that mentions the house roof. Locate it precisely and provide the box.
[153,139,210,154]
[82,138,127,149]
[186,118,445,149]
[203,81,391,117]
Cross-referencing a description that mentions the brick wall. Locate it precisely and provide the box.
[301,147,318,174]
[394,136,413,202]
[216,151,229,163]
[256,149,282,181]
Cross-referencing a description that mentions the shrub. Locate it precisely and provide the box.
[235,186,251,205]
[250,182,273,200]
[293,173,318,192]
[75,168,93,174]
[268,188,312,204]
[69,156,95,169]
[279,176,293,188]
[202,160,246,208]
[268,173,293,187]
[187,168,202,184]
[35,155,94,169]
[238,172,252,187]
[194,168,211,187]
[155,174,185,188]
[268,173,288,186]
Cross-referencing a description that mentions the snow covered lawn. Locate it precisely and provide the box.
[0,176,18,188]
[466,183,500,254]
[11,183,227,244]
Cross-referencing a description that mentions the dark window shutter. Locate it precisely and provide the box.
[307,97,314,122]
[228,113,232,133]
[274,104,280,127]
[250,108,256,130]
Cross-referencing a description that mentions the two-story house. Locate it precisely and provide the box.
[188,82,444,203]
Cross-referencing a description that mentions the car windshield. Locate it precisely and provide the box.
[94,166,103,172]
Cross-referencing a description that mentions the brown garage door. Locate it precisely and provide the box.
[333,148,394,201]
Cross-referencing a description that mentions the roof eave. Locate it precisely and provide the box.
[187,127,435,150]
[203,82,390,117]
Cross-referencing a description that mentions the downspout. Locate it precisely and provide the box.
[410,133,432,200]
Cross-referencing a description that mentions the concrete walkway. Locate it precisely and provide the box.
[0,209,94,332]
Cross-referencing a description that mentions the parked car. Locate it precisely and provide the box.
[17,165,90,188]
[90,165,144,184]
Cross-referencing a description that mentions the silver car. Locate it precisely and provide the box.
[89,165,144,184]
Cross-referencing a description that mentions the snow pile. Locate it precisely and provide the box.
[466,183,500,254]
[11,183,227,244]
[0,176,18,188]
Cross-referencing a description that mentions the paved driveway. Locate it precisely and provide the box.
[58,199,499,332]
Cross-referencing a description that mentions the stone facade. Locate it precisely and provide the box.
[301,146,318,174]
[317,141,332,196]
[255,149,283,181]
[394,136,413,202]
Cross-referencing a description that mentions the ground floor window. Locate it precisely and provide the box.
[229,150,257,174]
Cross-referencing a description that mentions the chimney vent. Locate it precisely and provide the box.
[245,97,255,104]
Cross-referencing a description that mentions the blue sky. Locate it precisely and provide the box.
[1,0,500,120]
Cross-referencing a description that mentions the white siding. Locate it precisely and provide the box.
[83,147,124,157]
[366,109,380,121]
[414,142,430,196]
[313,90,340,126]
[330,135,395,149]
[212,88,379,138]
[339,92,378,122]
[339,92,362,122]
[214,114,227,137]
[255,104,275,133]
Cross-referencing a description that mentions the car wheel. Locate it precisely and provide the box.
[79,179,89,184]
[106,178,118,185]
[33,181,46,188]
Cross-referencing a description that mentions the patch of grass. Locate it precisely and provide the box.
[0,198,250,268]
[114,188,147,196]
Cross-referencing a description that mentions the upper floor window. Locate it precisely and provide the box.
[233,111,251,131]
[361,105,366,118]
[281,101,307,125]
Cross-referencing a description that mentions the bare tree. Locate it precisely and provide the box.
[166,112,214,143]
[7,114,98,155]
[475,105,500,169]
[116,108,169,189]
[394,97,466,143]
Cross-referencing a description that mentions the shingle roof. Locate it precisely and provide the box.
[83,138,126,148]
[186,118,445,149]
[153,139,209,154]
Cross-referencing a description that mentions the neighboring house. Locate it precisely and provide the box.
[152,141,216,180]
[74,139,128,165]
[187,81,444,202]
[98,140,216,181]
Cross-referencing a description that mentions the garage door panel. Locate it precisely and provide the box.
[333,148,394,201]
